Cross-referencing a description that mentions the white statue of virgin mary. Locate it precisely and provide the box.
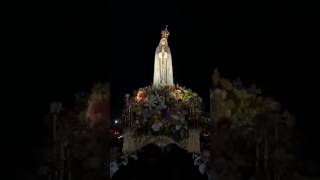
[153,26,174,87]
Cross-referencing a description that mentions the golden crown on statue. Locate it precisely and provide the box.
[161,25,170,39]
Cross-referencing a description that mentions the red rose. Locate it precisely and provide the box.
[136,90,147,103]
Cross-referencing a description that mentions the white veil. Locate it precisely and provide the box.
[153,40,174,87]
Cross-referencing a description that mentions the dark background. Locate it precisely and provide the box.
[6,0,319,178]
[111,1,320,173]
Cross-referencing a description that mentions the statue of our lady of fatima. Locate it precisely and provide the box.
[153,26,174,87]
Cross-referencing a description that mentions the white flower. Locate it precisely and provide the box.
[151,122,163,132]
[146,95,166,111]
[130,154,138,160]
[172,115,179,120]
[199,163,206,175]
[194,156,202,166]
[201,150,210,163]
[120,155,129,166]
[110,161,119,178]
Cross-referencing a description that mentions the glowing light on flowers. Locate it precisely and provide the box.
[120,84,206,155]
[136,89,147,103]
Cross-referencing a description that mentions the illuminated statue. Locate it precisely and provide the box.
[153,26,174,87]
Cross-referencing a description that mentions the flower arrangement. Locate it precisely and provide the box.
[122,85,203,142]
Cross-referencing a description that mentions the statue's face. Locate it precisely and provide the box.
[160,38,167,46]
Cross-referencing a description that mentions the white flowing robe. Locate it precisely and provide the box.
[153,44,174,87]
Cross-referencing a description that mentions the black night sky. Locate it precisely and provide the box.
[7,0,319,178]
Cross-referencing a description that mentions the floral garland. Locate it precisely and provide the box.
[122,85,203,143]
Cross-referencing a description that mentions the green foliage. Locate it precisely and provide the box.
[38,82,110,180]
[209,68,297,180]
[230,88,264,125]
[211,70,266,126]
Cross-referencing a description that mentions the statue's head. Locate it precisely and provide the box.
[160,25,169,47]
[160,38,168,46]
